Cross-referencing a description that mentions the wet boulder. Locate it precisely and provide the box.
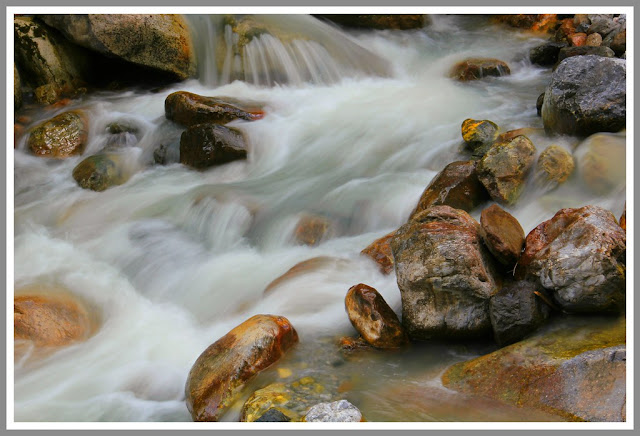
[574,132,626,195]
[479,204,525,268]
[409,161,490,219]
[345,283,408,349]
[315,14,427,30]
[557,46,615,62]
[14,290,94,347]
[449,58,510,81]
[519,206,626,313]
[442,316,626,422]
[180,123,247,169]
[390,206,500,340]
[185,314,299,421]
[39,14,196,80]
[489,280,551,346]
[534,145,575,189]
[476,135,536,205]
[536,93,544,116]
[72,152,131,192]
[304,400,363,422]
[360,231,396,275]
[165,91,265,127]
[293,214,335,246]
[27,111,88,158]
[542,55,626,136]
[461,118,498,150]
[529,42,567,66]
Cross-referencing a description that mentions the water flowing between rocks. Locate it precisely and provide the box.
[13,15,625,422]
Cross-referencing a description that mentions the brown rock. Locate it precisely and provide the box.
[264,257,348,294]
[409,161,490,219]
[14,290,94,347]
[535,145,574,189]
[27,111,88,158]
[492,14,557,32]
[610,30,626,56]
[496,127,540,143]
[339,336,372,352]
[568,32,587,46]
[72,152,131,192]
[179,123,247,169]
[575,132,625,195]
[185,314,299,421]
[519,205,626,313]
[480,204,525,268]
[586,33,603,46]
[442,316,626,422]
[293,214,334,246]
[558,18,577,39]
[391,206,500,340]
[476,135,536,205]
[345,283,408,348]
[165,91,265,127]
[361,231,396,275]
[620,204,626,231]
[449,58,510,81]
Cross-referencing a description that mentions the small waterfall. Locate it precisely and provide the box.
[185,14,392,87]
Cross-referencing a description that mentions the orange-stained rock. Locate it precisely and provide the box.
[568,32,587,46]
[361,231,396,275]
[293,214,335,246]
[345,283,408,349]
[491,14,557,32]
[449,58,510,81]
[558,18,576,37]
[461,118,499,150]
[480,204,525,268]
[264,256,347,294]
[530,14,558,33]
[185,314,299,421]
[338,336,372,352]
[620,204,626,231]
[14,290,94,347]
[165,91,264,127]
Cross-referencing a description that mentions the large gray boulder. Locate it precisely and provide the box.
[390,206,500,340]
[39,14,196,80]
[541,55,626,136]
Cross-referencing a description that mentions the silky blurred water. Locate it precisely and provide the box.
[13,15,625,422]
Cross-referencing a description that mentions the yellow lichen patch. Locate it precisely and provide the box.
[277,367,292,378]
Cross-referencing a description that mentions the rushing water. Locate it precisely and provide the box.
[13,15,625,422]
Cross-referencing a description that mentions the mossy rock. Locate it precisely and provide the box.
[72,153,129,191]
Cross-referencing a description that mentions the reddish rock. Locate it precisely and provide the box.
[557,18,577,39]
[568,32,587,46]
[293,214,334,246]
[179,123,247,169]
[480,204,525,268]
[345,283,408,348]
[27,111,88,158]
[361,231,396,275]
[496,127,540,143]
[519,206,626,313]
[391,206,501,340]
[185,314,299,422]
[409,161,490,219]
[165,91,264,127]
[450,58,510,81]
[492,14,556,32]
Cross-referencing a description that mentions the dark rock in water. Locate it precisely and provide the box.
[107,121,139,135]
[529,42,567,66]
[489,280,551,346]
[34,83,61,105]
[476,135,536,205]
[390,206,500,340]
[293,214,335,246]
[575,132,625,195]
[28,111,87,158]
[165,91,265,127]
[409,161,490,219]
[104,123,139,150]
[557,45,615,62]
[536,93,545,116]
[345,283,408,349]
[338,336,372,353]
[442,316,626,422]
[39,14,196,80]
[255,408,291,422]
[361,231,396,275]
[542,55,626,136]
[315,14,427,30]
[14,64,22,109]
[461,118,499,150]
[519,205,626,314]
[304,400,363,422]
[449,58,510,81]
[185,314,299,421]
[480,204,525,268]
[534,145,574,190]
[72,153,130,191]
[180,123,247,169]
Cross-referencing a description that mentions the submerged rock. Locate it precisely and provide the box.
[185,314,298,421]
[449,58,510,81]
[489,280,551,346]
[529,42,567,66]
[39,14,196,80]
[263,257,349,295]
[391,206,500,340]
[345,283,408,349]
[165,91,265,127]
[519,205,626,313]
[254,408,291,422]
[293,214,335,246]
[361,231,396,275]
[72,153,131,191]
[476,135,536,205]
[304,400,363,422]
[575,132,626,195]
[542,55,626,136]
[534,145,574,189]
[409,160,489,219]
[180,123,247,169]
[479,204,525,268]
[442,316,626,422]
[315,14,427,30]
[27,111,88,158]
